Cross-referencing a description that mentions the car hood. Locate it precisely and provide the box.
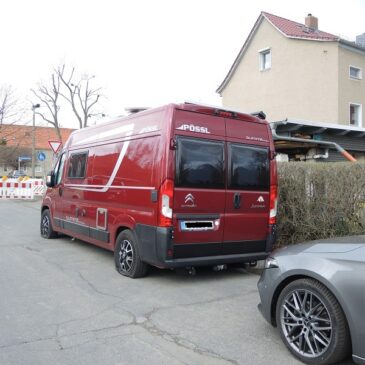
[273,235,365,259]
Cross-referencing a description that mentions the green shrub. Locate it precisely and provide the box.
[276,162,365,246]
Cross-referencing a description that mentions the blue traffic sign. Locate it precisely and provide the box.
[18,156,31,161]
[37,152,46,161]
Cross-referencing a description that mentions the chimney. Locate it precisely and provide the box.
[356,33,365,48]
[305,13,318,30]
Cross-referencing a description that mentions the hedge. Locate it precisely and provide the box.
[276,162,365,246]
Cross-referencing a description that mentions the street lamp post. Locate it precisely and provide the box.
[31,104,40,178]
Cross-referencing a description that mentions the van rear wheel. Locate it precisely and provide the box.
[40,209,57,239]
[114,230,148,278]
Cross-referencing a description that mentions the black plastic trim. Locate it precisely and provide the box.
[266,224,277,252]
[173,240,266,259]
[165,252,268,268]
[54,218,109,243]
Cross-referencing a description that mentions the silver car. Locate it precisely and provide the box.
[258,236,365,365]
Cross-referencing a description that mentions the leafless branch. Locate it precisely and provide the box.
[56,65,103,128]
[31,71,63,143]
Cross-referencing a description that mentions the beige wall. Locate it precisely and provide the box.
[221,18,340,123]
[338,45,365,127]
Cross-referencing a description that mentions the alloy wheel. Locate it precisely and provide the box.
[118,239,134,272]
[41,215,50,237]
[280,288,332,358]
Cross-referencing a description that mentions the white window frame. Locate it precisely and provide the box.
[349,102,362,127]
[349,65,362,80]
[259,48,271,71]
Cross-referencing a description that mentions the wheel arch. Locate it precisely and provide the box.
[271,274,308,326]
[41,205,50,213]
[113,225,133,249]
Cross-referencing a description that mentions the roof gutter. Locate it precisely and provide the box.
[270,121,357,162]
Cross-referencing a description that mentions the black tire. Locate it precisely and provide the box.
[40,209,58,239]
[114,230,148,278]
[276,278,350,365]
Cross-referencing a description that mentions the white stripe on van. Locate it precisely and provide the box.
[66,125,135,192]
[65,184,154,191]
[73,123,135,146]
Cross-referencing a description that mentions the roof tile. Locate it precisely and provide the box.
[262,12,339,41]
[0,125,74,150]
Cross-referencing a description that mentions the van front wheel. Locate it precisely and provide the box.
[114,230,148,278]
[40,209,57,239]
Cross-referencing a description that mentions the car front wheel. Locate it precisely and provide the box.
[276,278,350,365]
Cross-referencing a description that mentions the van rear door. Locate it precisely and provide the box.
[223,119,271,253]
[172,110,226,258]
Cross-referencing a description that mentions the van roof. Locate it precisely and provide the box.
[66,102,268,146]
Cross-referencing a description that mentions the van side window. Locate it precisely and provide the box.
[176,137,224,189]
[56,153,66,185]
[228,144,269,191]
[68,152,88,179]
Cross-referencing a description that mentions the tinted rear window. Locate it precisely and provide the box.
[176,137,224,189]
[228,144,269,190]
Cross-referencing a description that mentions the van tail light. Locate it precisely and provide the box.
[158,179,174,227]
[269,185,278,225]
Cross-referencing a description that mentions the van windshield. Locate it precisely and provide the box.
[176,137,224,189]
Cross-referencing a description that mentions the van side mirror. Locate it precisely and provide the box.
[46,171,56,188]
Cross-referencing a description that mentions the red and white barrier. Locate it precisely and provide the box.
[31,179,46,196]
[0,178,47,200]
[0,180,34,200]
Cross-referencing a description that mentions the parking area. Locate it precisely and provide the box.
[0,199,353,365]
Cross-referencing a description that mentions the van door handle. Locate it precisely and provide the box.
[233,193,241,209]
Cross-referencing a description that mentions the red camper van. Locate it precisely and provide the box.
[41,103,278,278]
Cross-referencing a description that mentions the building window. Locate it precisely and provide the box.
[349,66,362,80]
[350,103,362,126]
[259,49,271,71]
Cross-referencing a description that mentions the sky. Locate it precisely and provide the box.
[1,0,365,128]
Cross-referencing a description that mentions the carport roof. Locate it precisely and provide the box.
[272,119,365,138]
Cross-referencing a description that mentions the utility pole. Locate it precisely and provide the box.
[31,104,40,178]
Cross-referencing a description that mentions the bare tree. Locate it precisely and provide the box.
[0,145,32,170]
[0,86,22,128]
[31,73,63,143]
[0,85,27,150]
[57,64,102,129]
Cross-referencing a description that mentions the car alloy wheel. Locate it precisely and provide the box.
[41,215,50,238]
[280,288,332,358]
[118,239,134,273]
[40,209,57,239]
[276,278,350,365]
[114,230,148,278]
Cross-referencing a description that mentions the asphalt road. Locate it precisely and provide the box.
[0,199,354,365]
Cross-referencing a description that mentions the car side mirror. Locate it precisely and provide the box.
[46,171,56,188]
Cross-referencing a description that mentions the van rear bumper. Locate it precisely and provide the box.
[162,252,269,268]
[135,224,273,269]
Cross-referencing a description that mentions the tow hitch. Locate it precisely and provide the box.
[213,264,227,272]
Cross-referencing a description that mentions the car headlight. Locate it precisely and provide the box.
[264,256,279,269]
